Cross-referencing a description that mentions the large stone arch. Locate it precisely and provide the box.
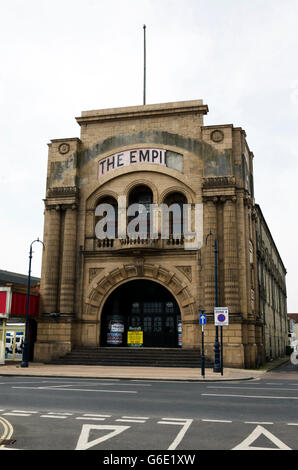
[84,262,197,348]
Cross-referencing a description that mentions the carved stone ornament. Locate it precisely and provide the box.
[210,129,224,143]
[89,268,104,283]
[175,266,192,282]
[46,186,79,198]
[202,176,236,188]
[58,143,70,155]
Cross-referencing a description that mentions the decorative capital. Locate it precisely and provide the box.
[46,186,79,198]
[202,176,236,189]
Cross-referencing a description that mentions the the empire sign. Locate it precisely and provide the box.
[98,148,166,178]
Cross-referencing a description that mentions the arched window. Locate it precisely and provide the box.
[162,192,187,239]
[95,196,118,239]
[128,185,153,238]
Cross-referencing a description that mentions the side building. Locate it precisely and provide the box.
[255,206,288,363]
[33,99,288,368]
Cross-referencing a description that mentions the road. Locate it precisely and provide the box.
[0,363,297,452]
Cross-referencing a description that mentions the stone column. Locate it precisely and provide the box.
[59,204,77,314]
[236,191,248,320]
[40,205,61,314]
[203,197,218,313]
[223,197,240,313]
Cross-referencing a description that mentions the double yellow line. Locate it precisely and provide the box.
[0,416,14,448]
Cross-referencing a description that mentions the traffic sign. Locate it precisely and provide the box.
[199,314,207,325]
[214,307,229,326]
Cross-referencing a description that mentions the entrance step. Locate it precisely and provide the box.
[49,347,213,368]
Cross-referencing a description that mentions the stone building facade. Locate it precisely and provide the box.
[255,205,288,362]
[34,99,288,368]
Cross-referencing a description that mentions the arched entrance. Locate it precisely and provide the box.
[100,280,182,348]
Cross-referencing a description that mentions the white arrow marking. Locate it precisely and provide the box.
[75,424,130,450]
[232,425,291,450]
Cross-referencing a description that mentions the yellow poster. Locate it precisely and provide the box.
[127,330,143,346]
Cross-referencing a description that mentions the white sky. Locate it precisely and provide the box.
[0,0,297,312]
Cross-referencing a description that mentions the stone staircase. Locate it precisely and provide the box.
[50,347,212,368]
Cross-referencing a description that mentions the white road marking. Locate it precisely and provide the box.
[3,413,32,417]
[80,414,111,418]
[12,386,137,394]
[41,379,120,383]
[0,381,46,385]
[161,417,192,421]
[202,419,232,423]
[202,393,298,400]
[40,415,68,419]
[75,424,130,450]
[11,410,38,414]
[121,416,149,420]
[287,423,298,426]
[158,418,193,450]
[265,383,298,386]
[76,417,106,421]
[116,419,147,423]
[207,385,298,392]
[232,425,291,450]
[40,383,124,388]
[244,421,274,425]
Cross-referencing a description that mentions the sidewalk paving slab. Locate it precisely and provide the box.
[0,357,290,382]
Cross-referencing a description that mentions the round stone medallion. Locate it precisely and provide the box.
[210,129,224,143]
[58,143,70,155]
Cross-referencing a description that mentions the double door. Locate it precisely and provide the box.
[128,301,180,348]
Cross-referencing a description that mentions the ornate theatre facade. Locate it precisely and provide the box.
[34,100,288,368]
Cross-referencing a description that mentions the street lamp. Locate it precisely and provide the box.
[21,238,45,368]
[206,231,221,373]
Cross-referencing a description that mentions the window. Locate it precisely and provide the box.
[128,185,153,238]
[162,192,187,238]
[143,316,152,332]
[95,196,118,238]
[153,316,162,332]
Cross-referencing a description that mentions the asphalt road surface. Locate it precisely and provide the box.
[0,363,297,452]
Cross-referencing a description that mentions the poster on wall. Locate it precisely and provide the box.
[106,332,123,345]
[127,327,143,347]
[110,320,124,333]
[106,317,124,345]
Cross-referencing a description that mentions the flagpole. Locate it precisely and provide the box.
[143,24,146,105]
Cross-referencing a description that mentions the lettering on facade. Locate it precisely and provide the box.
[98,148,167,178]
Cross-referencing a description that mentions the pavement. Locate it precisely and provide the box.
[0,357,290,382]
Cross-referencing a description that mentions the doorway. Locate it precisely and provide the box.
[100,280,182,348]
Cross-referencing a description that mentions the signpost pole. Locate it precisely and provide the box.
[214,307,229,377]
[201,323,205,378]
[199,309,206,379]
[220,325,223,376]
